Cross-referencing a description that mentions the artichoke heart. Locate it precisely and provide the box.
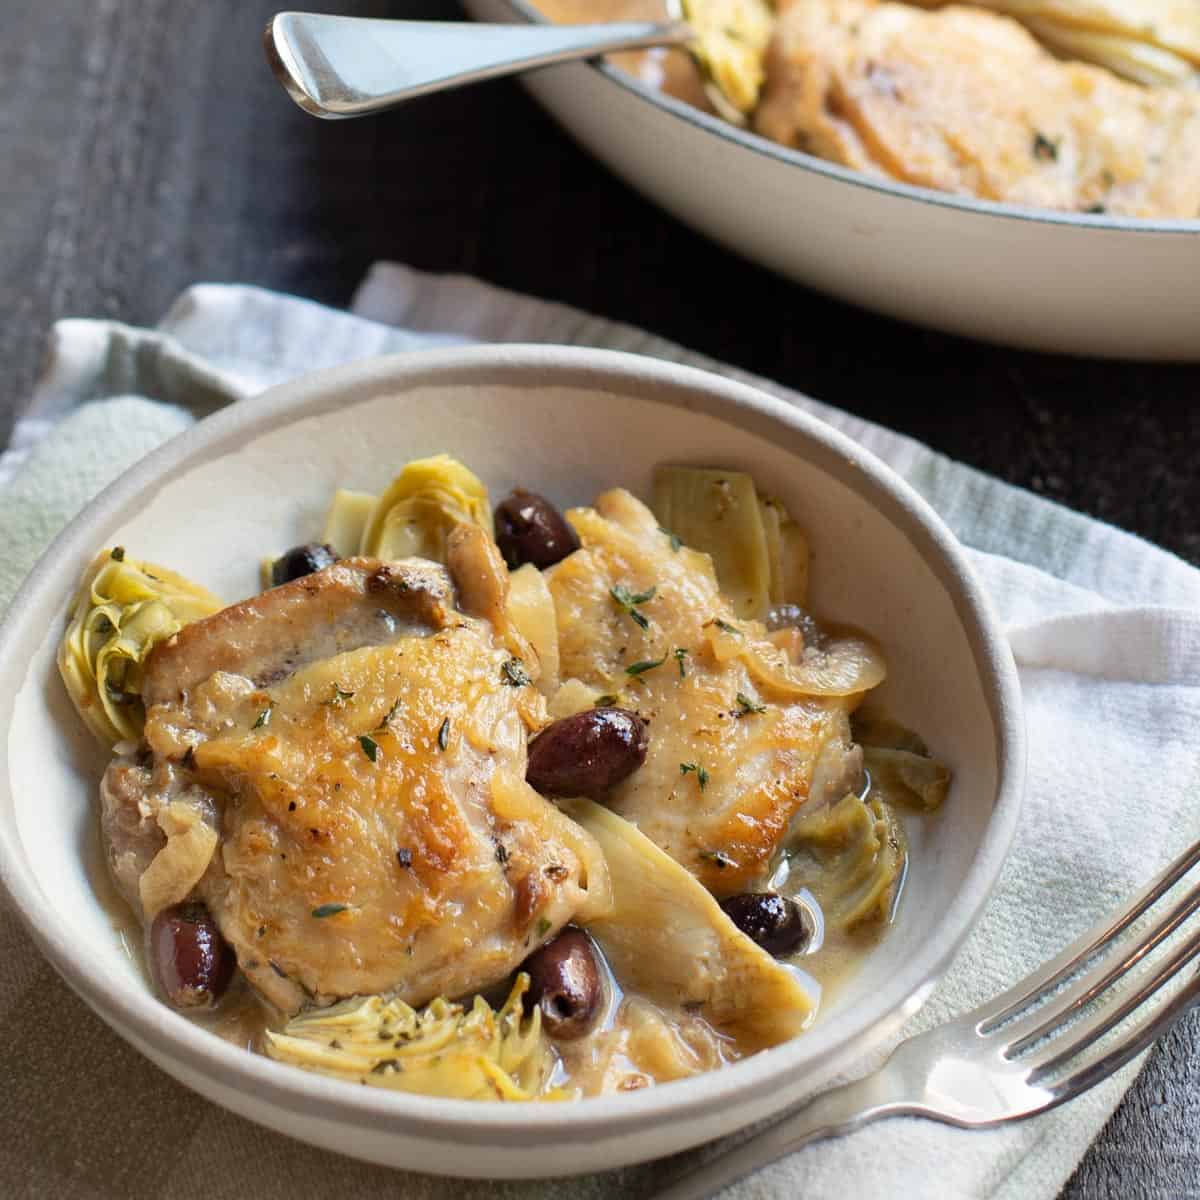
[321,488,379,558]
[681,0,775,117]
[359,454,493,563]
[786,793,906,929]
[58,549,223,745]
[561,797,816,1050]
[652,466,809,621]
[853,712,953,811]
[264,974,561,1101]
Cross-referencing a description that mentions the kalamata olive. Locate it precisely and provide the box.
[148,901,235,1008]
[521,926,602,1040]
[719,892,813,958]
[271,543,337,587]
[526,708,648,798]
[493,489,580,570]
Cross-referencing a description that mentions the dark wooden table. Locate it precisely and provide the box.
[2,1,1198,1195]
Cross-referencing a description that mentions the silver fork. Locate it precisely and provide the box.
[655,837,1200,1200]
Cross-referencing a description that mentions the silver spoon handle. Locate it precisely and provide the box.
[264,12,690,118]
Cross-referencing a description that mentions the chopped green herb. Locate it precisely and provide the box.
[698,850,734,870]
[610,583,656,631]
[110,546,125,562]
[626,653,668,677]
[501,658,532,687]
[536,917,552,938]
[708,618,741,636]
[437,716,450,751]
[396,848,413,868]
[674,647,689,678]
[376,698,401,730]
[593,694,621,708]
[311,902,348,919]
[680,762,710,790]
[359,734,379,763]
[252,705,273,730]
[324,684,355,706]
[1032,132,1059,163]
[735,692,766,717]
[658,526,682,552]
[611,583,657,607]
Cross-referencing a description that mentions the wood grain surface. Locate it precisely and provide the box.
[2,1,1198,1196]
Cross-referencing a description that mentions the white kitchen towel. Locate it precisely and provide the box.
[2,264,1198,1200]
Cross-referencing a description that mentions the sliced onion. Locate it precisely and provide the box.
[741,632,887,698]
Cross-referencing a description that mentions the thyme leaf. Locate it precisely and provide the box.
[376,698,401,730]
[735,692,766,717]
[252,705,273,730]
[707,618,741,637]
[359,734,379,763]
[501,658,532,687]
[611,583,656,630]
[437,716,450,751]
[674,647,689,678]
[311,902,348,919]
[1032,131,1059,162]
[626,653,668,677]
[680,762,710,790]
[658,526,682,552]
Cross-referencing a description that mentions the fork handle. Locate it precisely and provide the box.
[264,12,691,118]
[653,1063,924,1200]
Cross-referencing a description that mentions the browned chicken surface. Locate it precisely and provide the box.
[535,0,1200,216]
[755,0,1200,215]
[106,556,609,1015]
[546,489,861,896]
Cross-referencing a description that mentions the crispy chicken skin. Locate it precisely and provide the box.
[123,557,608,1015]
[545,489,859,897]
[754,0,1200,216]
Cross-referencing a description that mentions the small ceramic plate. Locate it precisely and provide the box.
[466,0,1200,360]
[0,346,1024,1176]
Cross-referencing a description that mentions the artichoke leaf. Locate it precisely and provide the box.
[652,467,811,621]
[785,793,906,929]
[852,711,952,811]
[759,494,809,607]
[681,0,774,117]
[264,974,561,1101]
[321,488,379,558]
[359,454,493,563]
[863,747,951,812]
[652,467,771,621]
[560,797,815,1051]
[58,549,223,746]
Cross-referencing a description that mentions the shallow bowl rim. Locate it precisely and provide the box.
[0,343,1025,1145]
[482,0,1200,235]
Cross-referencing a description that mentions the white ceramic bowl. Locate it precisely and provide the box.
[466,0,1200,360]
[0,346,1023,1177]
